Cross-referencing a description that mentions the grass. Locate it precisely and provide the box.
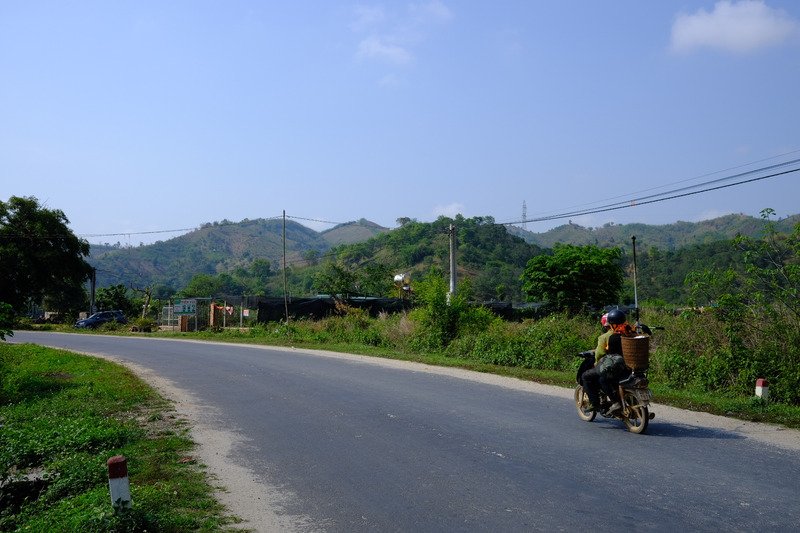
[0,343,240,532]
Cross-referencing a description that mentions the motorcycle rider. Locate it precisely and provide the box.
[581,309,632,414]
[593,313,613,363]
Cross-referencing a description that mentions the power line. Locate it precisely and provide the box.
[285,215,353,226]
[523,148,800,220]
[81,226,199,239]
[6,151,799,244]
[78,215,364,243]
[501,165,800,226]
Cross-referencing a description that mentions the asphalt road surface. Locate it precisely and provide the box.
[10,332,800,532]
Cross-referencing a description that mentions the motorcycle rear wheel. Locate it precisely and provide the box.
[622,391,649,434]
[574,386,597,422]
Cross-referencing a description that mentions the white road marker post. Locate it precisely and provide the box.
[107,455,132,510]
[755,378,769,401]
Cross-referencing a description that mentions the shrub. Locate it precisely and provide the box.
[131,317,158,333]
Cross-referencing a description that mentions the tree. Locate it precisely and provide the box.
[0,302,13,340]
[179,274,217,297]
[312,262,357,298]
[251,259,273,281]
[520,244,623,313]
[0,196,92,314]
[179,273,246,298]
[302,250,320,266]
[686,209,800,403]
[96,284,136,315]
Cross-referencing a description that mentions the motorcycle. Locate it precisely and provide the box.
[574,348,655,434]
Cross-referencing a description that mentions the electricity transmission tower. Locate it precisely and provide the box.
[522,201,528,230]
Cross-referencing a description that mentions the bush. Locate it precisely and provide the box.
[408,271,501,351]
[0,302,13,341]
[131,317,158,333]
[443,313,593,371]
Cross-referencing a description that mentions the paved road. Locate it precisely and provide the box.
[10,332,800,532]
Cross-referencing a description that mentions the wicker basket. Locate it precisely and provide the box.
[621,335,650,370]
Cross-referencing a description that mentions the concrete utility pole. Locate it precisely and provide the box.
[89,268,97,314]
[283,211,289,324]
[449,224,456,299]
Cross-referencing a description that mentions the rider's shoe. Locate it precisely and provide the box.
[607,402,622,414]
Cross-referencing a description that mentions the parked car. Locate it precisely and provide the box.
[74,310,127,329]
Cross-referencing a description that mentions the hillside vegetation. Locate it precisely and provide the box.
[87,212,796,305]
[511,213,800,249]
[90,218,385,290]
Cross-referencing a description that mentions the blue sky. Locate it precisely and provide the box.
[2,1,799,245]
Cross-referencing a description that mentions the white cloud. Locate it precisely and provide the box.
[351,5,385,32]
[432,203,465,219]
[409,1,453,25]
[351,2,452,66]
[670,1,798,54]
[357,36,413,65]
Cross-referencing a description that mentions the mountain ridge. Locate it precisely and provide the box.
[88,212,799,292]
[509,212,800,249]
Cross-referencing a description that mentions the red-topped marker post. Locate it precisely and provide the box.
[755,378,769,401]
[107,455,132,509]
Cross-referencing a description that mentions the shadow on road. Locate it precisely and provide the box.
[644,421,745,441]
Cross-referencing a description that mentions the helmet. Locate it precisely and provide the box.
[600,313,609,327]
[606,309,626,325]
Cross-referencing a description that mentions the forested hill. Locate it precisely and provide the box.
[86,212,798,303]
[326,215,543,302]
[89,218,386,289]
[510,213,800,250]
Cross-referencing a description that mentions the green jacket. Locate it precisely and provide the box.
[594,330,613,363]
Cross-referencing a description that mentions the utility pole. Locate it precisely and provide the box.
[89,268,97,314]
[283,210,289,324]
[449,224,456,300]
[631,235,640,328]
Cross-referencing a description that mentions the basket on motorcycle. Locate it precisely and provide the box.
[621,335,650,371]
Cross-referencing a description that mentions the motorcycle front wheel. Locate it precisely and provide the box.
[574,386,597,422]
[622,391,649,434]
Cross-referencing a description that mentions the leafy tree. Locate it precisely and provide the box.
[96,284,136,315]
[250,258,274,284]
[357,263,394,297]
[473,261,523,302]
[521,244,623,313]
[152,284,176,299]
[685,209,800,403]
[179,273,246,298]
[0,196,92,314]
[0,302,13,340]
[302,250,320,266]
[313,262,358,298]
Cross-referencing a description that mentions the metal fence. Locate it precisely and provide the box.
[158,296,264,331]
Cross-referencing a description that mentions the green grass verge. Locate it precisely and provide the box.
[0,343,240,531]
